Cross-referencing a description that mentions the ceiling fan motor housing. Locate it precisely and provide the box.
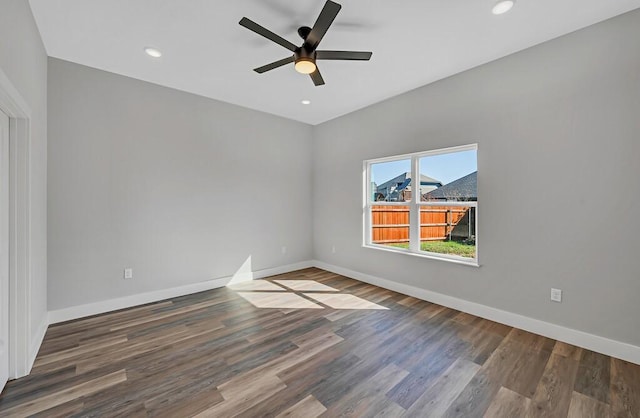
[295,47,316,63]
[294,47,317,74]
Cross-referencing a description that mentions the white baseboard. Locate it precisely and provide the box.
[27,314,50,374]
[313,260,640,365]
[48,261,314,324]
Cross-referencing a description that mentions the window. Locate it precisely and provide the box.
[364,144,478,265]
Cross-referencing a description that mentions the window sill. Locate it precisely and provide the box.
[362,244,480,267]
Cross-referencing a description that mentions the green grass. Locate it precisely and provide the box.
[387,241,476,258]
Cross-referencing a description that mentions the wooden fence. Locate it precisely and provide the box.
[371,205,470,244]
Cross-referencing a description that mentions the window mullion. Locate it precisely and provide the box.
[409,156,420,252]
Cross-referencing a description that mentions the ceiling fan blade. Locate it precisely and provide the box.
[310,67,325,86]
[254,56,295,73]
[239,17,298,52]
[316,50,372,60]
[304,0,341,51]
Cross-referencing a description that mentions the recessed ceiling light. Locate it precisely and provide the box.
[144,47,162,58]
[301,100,311,105]
[492,0,515,15]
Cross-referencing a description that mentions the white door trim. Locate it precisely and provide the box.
[0,68,33,379]
[1,107,9,391]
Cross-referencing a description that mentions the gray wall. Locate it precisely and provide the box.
[313,10,640,346]
[48,59,312,310]
[0,1,48,345]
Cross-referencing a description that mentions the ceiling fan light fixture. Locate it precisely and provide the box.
[294,58,317,74]
[492,0,515,15]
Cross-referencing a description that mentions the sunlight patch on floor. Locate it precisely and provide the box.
[237,292,324,310]
[228,280,286,291]
[274,280,339,292]
[304,293,389,310]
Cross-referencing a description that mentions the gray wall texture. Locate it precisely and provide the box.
[0,0,48,344]
[48,58,313,310]
[312,10,640,347]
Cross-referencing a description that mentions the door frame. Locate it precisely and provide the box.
[0,68,33,379]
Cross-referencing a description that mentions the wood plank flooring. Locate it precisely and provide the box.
[1,268,639,417]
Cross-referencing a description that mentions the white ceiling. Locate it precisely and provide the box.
[29,0,640,125]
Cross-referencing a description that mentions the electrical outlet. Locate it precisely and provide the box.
[124,268,133,279]
[331,245,336,254]
[281,246,287,255]
[550,288,562,302]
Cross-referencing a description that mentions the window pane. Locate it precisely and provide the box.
[370,159,411,202]
[419,205,476,258]
[419,148,477,259]
[371,204,410,250]
[420,149,477,202]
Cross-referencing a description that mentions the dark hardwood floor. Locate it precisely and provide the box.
[0,268,638,417]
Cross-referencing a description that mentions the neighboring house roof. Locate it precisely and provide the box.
[376,172,442,192]
[375,172,443,202]
[424,171,477,201]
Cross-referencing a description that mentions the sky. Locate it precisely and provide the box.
[371,149,477,186]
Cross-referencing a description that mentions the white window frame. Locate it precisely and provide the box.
[363,144,478,267]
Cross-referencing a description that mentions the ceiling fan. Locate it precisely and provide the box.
[239,0,372,86]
